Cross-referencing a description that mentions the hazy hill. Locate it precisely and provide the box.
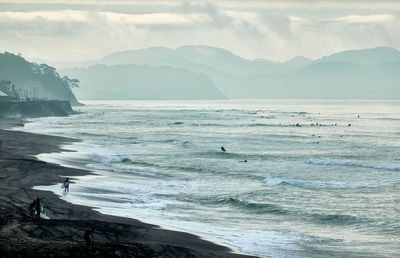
[283,56,313,70]
[100,46,285,76]
[316,47,400,65]
[56,46,400,100]
[0,52,81,105]
[62,64,227,100]
[232,61,400,99]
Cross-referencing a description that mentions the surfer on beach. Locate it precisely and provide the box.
[35,197,41,220]
[28,199,36,218]
[84,228,95,250]
[62,178,70,193]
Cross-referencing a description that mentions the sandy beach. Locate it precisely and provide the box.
[0,120,251,257]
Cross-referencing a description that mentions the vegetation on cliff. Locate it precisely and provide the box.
[0,52,81,105]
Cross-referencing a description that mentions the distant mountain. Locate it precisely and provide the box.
[62,64,227,100]
[232,61,400,99]
[0,52,81,105]
[101,46,285,76]
[283,56,313,70]
[56,45,400,100]
[316,47,400,65]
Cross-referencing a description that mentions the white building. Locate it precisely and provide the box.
[0,89,11,101]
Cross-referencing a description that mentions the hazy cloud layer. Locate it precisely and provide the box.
[0,0,399,61]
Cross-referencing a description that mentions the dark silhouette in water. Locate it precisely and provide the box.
[84,228,95,250]
[221,146,226,152]
[239,159,247,163]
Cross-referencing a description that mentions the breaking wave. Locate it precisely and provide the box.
[307,158,400,171]
[206,197,288,215]
[262,176,395,189]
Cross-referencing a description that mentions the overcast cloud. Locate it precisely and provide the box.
[0,0,399,61]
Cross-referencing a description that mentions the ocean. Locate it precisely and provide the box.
[19,100,400,257]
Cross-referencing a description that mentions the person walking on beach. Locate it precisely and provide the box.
[35,197,41,220]
[63,178,70,193]
[84,228,95,250]
[28,199,36,218]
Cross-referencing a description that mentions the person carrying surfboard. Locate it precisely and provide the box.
[28,199,36,218]
[35,197,43,220]
[84,228,95,250]
[62,178,70,193]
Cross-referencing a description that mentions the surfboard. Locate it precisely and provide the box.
[33,205,50,220]
[40,213,50,220]
[61,182,69,189]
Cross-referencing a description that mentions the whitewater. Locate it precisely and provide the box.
[19,100,400,257]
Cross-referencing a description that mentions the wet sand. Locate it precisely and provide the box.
[0,121,251,257]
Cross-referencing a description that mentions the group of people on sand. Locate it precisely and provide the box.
[28,177,70,220]
[27,177,95,250]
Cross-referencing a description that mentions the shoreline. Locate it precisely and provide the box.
[0,120,252,257]
[31,150,244,256]
[30,141,244,255]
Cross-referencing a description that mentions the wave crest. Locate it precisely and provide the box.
[209,197,287,215]
[307,158,400,171]
[262,176,395,189]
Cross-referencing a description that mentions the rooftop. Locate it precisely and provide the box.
[0,90,8,97]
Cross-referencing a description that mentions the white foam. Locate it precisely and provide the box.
[263,176,284,187]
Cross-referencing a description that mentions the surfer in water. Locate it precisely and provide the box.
[239,159,247,163]
[63,178,70,193]
[221,146,226,152]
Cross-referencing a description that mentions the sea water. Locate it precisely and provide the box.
[21,100,400,257]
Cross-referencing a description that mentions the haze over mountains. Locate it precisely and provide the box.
[48,46,400,100]
[63,64,226,100]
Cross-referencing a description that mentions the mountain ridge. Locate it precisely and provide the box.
[63,63,227,100]
[55,45,400,100]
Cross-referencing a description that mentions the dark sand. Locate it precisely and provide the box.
[0,120,252,257]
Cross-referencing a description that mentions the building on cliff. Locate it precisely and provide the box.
[0,80,18,100]
[0,90,11,102]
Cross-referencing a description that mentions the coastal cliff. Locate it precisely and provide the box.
[0,52,81,106]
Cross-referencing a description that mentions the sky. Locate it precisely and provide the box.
[0,0,399,62]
